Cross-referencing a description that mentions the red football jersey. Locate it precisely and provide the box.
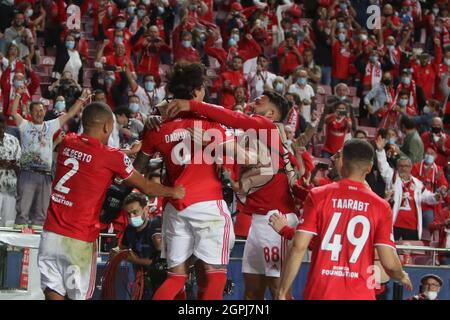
[297,179,396,300]
[141,117,230,211]
[44,133,135,242]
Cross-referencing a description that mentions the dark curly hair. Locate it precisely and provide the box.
[263,90,289,122]
[166,61,206,99]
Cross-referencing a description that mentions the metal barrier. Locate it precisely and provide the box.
[1,227,449,266]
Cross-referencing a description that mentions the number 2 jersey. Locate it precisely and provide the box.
[297,179,396,300]
[44,133,135,242]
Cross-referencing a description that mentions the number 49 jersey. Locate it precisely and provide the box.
[44,133,134,242]
[297,179,396,300]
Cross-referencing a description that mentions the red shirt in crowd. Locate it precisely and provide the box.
[323,114,352,155]
[394,180,418,231]
[44,133,135,242]
[412,161,448,212]
[216,70,246,109]
[332,41,351,80]
[277,43,305,76]
[135,39,171,78]
[297,178,396,300]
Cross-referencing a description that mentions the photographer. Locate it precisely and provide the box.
[111,192,164,298]
[47,71,82,109]
[136,25,171,81]
[321,101,352,158]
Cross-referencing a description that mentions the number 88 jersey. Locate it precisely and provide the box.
[44,133,134,243]
[297,179,396,300]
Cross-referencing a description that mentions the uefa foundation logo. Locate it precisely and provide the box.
[169,122,284,175]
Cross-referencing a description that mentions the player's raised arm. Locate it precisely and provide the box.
[125,171,185,200]
[277,231,313,299]
[376,246,413,291]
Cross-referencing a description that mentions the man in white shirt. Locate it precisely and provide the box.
[247,55,277,101]
[11,88,90,230]
[288,69,315,123]
[0,114,21,227]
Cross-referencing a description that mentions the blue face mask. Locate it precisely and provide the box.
[388,137,397,145]
[116,21,126,30]
[182,40,191,48]
[297,77,307,85]
[338,33,346,42]
[127,6,135,14]
[145,81,155,91]
[424,154,435,165]
[137,9,146,17]
[370,56,379,63]
[387,44,395,51]
[232,34,240,42]
[14,80,24,88]
[402,77,411,85]
[130,216,144,228]
[435,26,442,33]
[337,22,345,29]
[54,101,66,112]
[228,38,237,47]
[275,83,284,92]
[129,103,140,113]
[399,98,408,107]
[65,41,75,50]
[445,58,450,66]
[339,3,347,11]
[432,8,440,16]
[105,75,115,84]
[157,6,165,14]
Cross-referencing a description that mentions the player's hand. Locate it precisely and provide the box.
[166,99,191,118]
[375,135,386,151]
[79,88,91,102]
[145,115,162,131]
[171,185,185,199]
[400,272,413,291]
[269,213,289,234]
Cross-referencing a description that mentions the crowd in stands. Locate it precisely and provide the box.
[0,0,449,269]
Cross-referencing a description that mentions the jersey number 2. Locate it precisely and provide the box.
[54,158,79,194]
[321,212,370,263]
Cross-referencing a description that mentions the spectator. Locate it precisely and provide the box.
[412,99,441,133]
[91,66,128,111]
[272,76,287,95]
[173,29,200,63]
[303,48,322,91]
[216,55,245,109]
[0,114,20,227]
[135,25,171,81]
[114,106,144,147]
[429,204,450,265]
[321,101,352,158]
[44,96,66,121]
[11,90,89,230]
[364,71,395,127]
[330,19,352,87]
[420,117,450,170]
[395,69,426,116]
[246,54,276,101]
[412,148,448,235]
[1,64,40,127]
[288,69,315,123]
[48,71,82,109]
[115,192,164,297]
[375,136,438,241]
[277,32,303,77]
[399,115,424,164]
[285,92,306,137]
[4,12,33,61]
[408,274,443,300]
[410,50,440,101]
[319,82,356,131]
[124,62,165,115]
[52,33,84,85]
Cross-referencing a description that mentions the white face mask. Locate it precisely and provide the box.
[424,291,438,300]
